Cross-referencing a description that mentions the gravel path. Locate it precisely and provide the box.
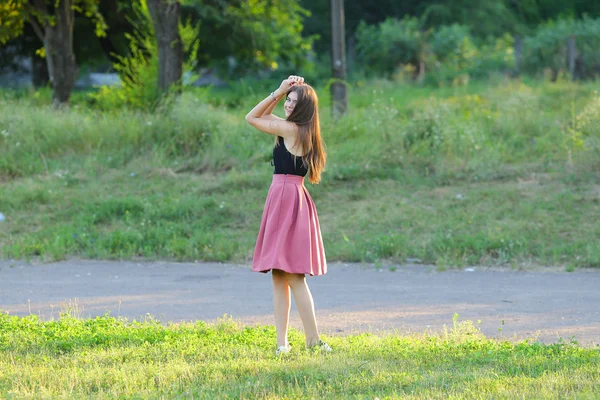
[1,259,599,345]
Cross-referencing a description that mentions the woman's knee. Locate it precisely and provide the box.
[285,273,306,288]
[272,269,287,284]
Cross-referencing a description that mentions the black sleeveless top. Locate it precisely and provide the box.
[273,136,308,177]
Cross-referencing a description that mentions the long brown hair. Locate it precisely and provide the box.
[275,84,326,184]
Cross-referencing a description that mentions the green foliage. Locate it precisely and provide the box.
[562,91,600,165]
[303,0,600,53]
[183,0,313,77]
[353,16,600,85]
[426,24,483,85]
[355,19,513,85]
[523,19,576,78]
[89,0,200,110]
[0,0,106,44]
[355,17,424,78]
[421,0,516,38]
[430,24,471,59]
[0,0,27,44]
[524,17,600,79]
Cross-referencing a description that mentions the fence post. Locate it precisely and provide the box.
[568,34,577,81]
[514,34,523,76]
[330,0,347,118]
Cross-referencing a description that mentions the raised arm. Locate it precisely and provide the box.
[245,76,303,138]
[260,91,284,121]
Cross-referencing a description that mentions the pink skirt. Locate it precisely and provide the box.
[252,174,327,276]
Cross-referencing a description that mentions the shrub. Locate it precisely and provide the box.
[355,17,423,78]
[524,17,600,80]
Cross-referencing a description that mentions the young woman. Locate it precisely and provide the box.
[245,75,331,356]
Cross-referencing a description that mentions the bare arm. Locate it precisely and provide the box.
[260,91,285,121]
[245,76,303,138]
[245,88,292,137]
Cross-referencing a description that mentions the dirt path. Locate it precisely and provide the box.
[1,260,599,345]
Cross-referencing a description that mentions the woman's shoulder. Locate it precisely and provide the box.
[278,126,300,143]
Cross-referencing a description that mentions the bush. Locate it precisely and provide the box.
[426,24,480,85]
[355,19,512,85]
[524,17,600,80]
[355,17,423,78]
[430,24,472,60]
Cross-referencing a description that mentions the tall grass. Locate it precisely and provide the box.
[2,79,599,179]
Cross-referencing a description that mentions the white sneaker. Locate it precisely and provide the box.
[312,340,332,352]
[275,345,291,356]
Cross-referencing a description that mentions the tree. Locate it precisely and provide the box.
[182,0,312,77]
[0,0,106,107]
[146,0,183,96]
[0,1,27,40]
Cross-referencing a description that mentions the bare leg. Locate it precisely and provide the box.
[285,273,320,347]
[272,269,291,347]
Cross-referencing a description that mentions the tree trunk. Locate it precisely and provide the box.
[146,0,183,96]
[47,0,77,106]
[31,0,78,107]
[567,34,577,81]
[330,0,347,118]
[416,58,426,83]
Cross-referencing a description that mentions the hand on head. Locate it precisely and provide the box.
[288,75,304,86]
[278,75,305,93]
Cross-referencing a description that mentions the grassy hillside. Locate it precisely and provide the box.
[0,78,599,267]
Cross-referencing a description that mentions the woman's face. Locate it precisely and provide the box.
[284,91,298,118]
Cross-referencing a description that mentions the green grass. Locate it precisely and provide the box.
[1,79,599,267]
[2,167,598,267]
[1,312,598,399]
